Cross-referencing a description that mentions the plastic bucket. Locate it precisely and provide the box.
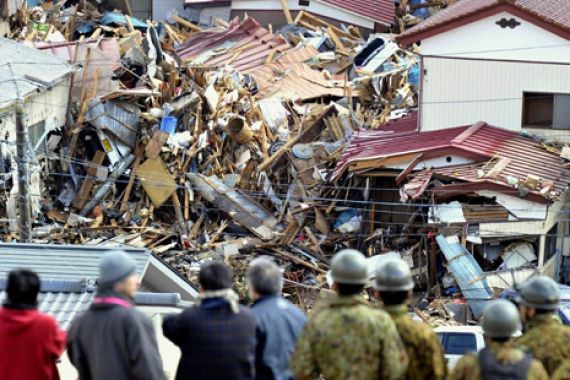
[160,116,177,135]
[226,116,253,144]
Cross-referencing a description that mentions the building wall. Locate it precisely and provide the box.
[152,0,184,20]
[419,56,570,142]
[198,6,232,26]
[420,11,570,62]
[231,0,375,29]
[418,11,570,142]
[0,79,71,143]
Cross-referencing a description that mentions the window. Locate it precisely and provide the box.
[544,224,559,262]
[29,121,46,149]
[28,121,47,158]
[299,0,310,6]
[438,333,477,355]
[523,92,570,129]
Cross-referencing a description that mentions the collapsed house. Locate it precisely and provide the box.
[0,38,73,226]
[0,0,566,322]
[335,115,570,314]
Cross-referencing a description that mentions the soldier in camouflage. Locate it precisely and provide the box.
[516,276,570,376]
[450,300,548,380]
[374,258,446,380]
[290,249,408,380]
[552,360,570,380]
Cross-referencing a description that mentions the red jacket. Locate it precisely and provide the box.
[0,306,66,380]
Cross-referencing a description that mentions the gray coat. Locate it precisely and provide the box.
[67,292,165,380]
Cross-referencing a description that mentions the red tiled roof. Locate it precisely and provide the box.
[335,122,570,202]
[398,0,570,45]
[319,0,394,25]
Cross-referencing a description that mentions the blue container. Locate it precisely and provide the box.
[160,116,177,135]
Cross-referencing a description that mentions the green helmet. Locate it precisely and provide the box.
[482,299,522,338]
[330,249,368,285]
[519,276,560,311]
[375,258,414,291]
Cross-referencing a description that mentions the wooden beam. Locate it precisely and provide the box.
[173,15,202,32]
[280,0,293,24]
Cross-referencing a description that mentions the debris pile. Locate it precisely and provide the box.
[0,1,423,310]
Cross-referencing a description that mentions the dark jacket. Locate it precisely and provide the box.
[251,295,307,380]
[0,305,66,380]
[66,291,165,380]
[163,297,257,380]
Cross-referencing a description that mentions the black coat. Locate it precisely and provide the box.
[251,296,307,380]
[67,292,165,380]
[163,297,257,380]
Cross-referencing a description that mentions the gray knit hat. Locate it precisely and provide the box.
[99,250,137,286]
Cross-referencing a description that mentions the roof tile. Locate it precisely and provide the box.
[398,0,570,44]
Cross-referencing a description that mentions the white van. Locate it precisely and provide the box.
[434,326,485,369]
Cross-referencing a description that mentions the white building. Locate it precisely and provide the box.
[398,0,570,143]
[0,38,73,225]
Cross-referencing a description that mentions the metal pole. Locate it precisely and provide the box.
[11,63,32,242]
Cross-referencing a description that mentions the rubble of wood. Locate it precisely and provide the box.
[0,0,427,311]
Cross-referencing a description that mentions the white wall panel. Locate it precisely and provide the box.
[420,56,570,142]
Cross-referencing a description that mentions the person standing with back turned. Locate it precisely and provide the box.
[0,269,66,380]
[290,249,408,380]
[163,261,257,380]
[374,258,446,380]
[247,256,307,380]
[450,299,547,380]
[516,276,570,376]
[67,250,165,380]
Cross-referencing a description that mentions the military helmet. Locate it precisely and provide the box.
[375,258,414,291]
[330,249,368,285]
[482,299,522,338]
[518,276,560,311]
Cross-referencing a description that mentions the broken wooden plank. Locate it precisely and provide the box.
[136,158,178,207]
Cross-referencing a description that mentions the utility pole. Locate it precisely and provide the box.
[9,64,32,242]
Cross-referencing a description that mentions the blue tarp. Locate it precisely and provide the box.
[436,235,494,318]
[100,12,148,29]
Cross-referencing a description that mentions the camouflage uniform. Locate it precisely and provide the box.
[384,305,446,380]
[516,314,570,375]
[290,295,408,380]
[449,341,548,380]
[552,360,570,380]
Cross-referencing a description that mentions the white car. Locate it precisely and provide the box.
[434,326,485,369]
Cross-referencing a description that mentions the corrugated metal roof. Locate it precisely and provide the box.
[398,0,570,44]
[175,17,344,100]
[176,16,292,72]
[251,45,346,100]
[34,39,121,101]
[0,38,73,110]
[436,235,493,318]
[319,0,394,25]
[336,122,570,202]
[376,110,419,134]
[0,243,150,281]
